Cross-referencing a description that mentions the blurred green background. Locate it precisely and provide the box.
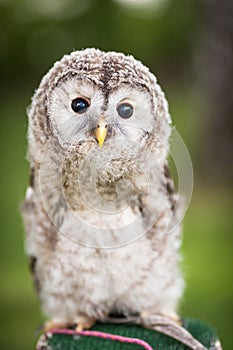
[0,0,232,349]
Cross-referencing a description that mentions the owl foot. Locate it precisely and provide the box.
[75,317,96,332]
[44,320,70,332]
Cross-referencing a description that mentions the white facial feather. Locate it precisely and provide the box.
[106,85,154,143]
[48,75,155,152]
[48,78,104,145]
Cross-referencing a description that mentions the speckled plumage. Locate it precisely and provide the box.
[22,48,184,328]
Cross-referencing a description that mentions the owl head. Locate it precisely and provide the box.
[28,48,171,166]
[28,49,175,246]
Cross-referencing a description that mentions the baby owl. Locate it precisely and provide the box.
[22,48,184,332]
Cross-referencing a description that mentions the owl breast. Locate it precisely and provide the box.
[38,217,183,324]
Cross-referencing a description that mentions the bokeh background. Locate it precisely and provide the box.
[0,0,232,349]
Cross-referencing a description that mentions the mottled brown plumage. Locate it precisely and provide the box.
[22,48,186,333]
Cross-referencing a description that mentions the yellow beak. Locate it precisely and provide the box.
[94,118,108,148]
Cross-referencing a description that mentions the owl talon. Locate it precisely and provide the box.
[44,320,70,332]
[75,318,95,332]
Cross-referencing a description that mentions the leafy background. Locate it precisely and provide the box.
[0,0,232,349]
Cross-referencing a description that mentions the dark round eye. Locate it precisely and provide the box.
[71,97,90,114]
[117,103,134,119]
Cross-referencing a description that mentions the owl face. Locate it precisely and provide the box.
[48,75,154,152]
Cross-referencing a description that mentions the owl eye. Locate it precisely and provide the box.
[71,97,90,114]
[117,103,134,119]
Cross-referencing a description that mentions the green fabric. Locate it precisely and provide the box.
[41,318,219,350]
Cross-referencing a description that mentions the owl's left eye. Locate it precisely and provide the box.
[117,103,134,119]
[71,97,90,114]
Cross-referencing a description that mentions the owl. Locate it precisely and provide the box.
[22,48,185,333]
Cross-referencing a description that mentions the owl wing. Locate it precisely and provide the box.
[163,162,177,212]
[163,162,184,242]
[21,191,41,294]
[28,255,41,293]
